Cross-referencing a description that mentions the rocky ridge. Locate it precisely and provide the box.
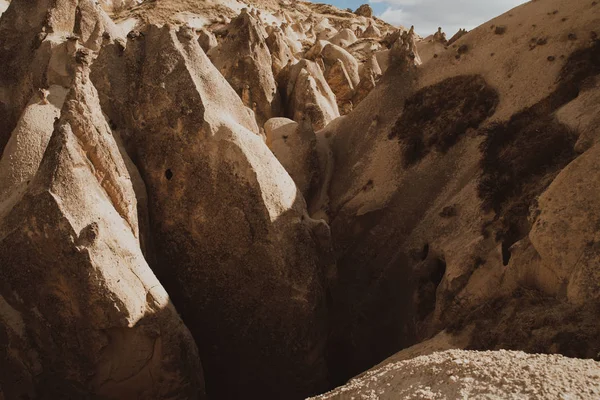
[0,0,599,399]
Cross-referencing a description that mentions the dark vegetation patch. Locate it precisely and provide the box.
[494,26,507,35]
[478,114,576,248]
[447,289,600,361]
[477,39,600,250]
[389,75,499,167]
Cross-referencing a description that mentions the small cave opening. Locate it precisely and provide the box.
[501,241,512,266]
[165,169,173,181]
[430,257,447,286]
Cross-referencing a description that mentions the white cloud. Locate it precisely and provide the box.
[374,0,528,37]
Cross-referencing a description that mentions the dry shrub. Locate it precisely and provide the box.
[389,75,498,167]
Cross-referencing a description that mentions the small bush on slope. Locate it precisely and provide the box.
[389,75,499,167]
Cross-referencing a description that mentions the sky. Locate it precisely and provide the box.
[322,0,528,37]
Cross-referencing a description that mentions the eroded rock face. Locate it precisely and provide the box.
[354,4,373,18]
[266,26,296,76]
[208,9,281,127]
[197,27,217,53]
[282,59,340,130]
[321,43,360,88]
[0,0,121,155]
[0,58,204,400]
[265,117,319,198]
[92,24,331,400]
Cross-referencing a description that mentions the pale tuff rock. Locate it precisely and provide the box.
[312,350,600,399]
[346,39,382,65]
[197,27,217,52]
[98,0,140,13]
[447,27,468,45]
[264,117,319,198]
[433,27,447,43]
[0,57,204,400]
[354,4,373,18]
[92,24,331,399]
[3,0,600,400]
[0,0,121,155]
[352,63,377,106]
[363,52,382,77]
[208,8,281,127]
[321,43,360,87]
[282,59,340,130]
[375,48,391,74]
[361,21,381,39]
[281,21,306,53]
[390,26,421,66]
[266,25,296,76]
[0,85,68,214]
[330,28,358,48]
[316,0,600,386]
[325,59,355,114]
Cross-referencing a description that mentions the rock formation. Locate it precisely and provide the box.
[448,28,468,45]
[208,8,281,127]
[266,25,296,76]
[2,0,600,399]
[264,117,319,198]
[197,27,217,53]
[281,59,340,130]
[91,24,331,400]
[354,4,373,18]
[0,43,204,400]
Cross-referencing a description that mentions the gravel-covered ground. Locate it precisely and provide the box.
[311,350,600,399]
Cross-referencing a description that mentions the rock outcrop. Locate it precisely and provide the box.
[92,24,331,400]
[354,4,373,18]
[197,27,217,53]
[266,25,296,76]
[281,59,340,130]
[0,51,204,400]
[264,117,319,198]
[0,0,121,156]
[208,8,281,127]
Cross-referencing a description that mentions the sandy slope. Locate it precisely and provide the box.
[312,350,600,399]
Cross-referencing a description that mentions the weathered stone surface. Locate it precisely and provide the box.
[325,59,354,113]
[528,142,600,304]
[264,117,319,198]
[281,59,340,130]
[208,9,281,127]
[354,4,373,18]
[92,24,331,400]
[362,22,381,39]
[321,43,360,87]
[0,0,121,155]
[0,60,204,400]
[197,27,217,53]
[266,25,295,76]
[330,28,358,48]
